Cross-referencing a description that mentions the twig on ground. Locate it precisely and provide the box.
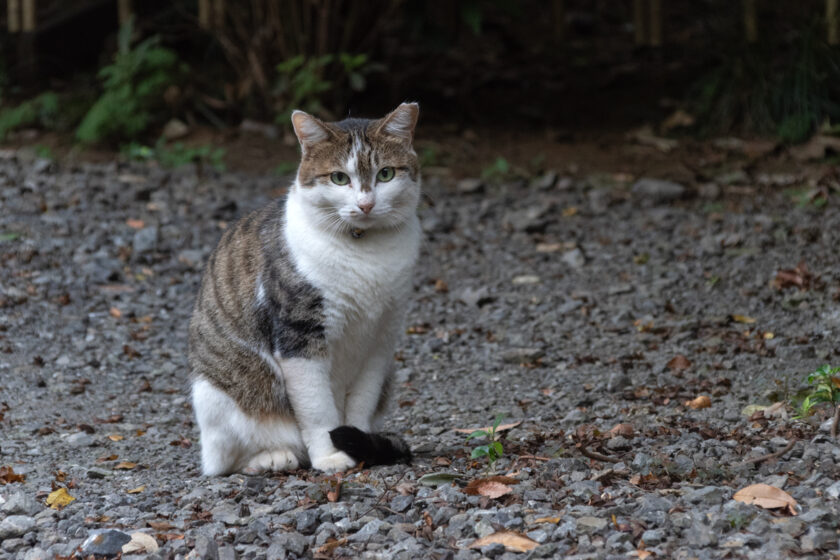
[739,438,798,466]
[354,470,409,521]
[831,405,839,439]
[579,445,620,463]
[518,455,551,461]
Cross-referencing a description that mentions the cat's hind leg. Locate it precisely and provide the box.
[193,377,245,475]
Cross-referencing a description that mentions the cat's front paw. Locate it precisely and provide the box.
[311,451,356,473]
[243,448,300,474]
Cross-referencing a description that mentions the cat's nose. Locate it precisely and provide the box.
[358,202,375,214]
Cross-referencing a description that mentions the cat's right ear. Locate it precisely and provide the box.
[291,111,334,151]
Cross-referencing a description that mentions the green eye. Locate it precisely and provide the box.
[376,167,395,182]
[330,171,350,186]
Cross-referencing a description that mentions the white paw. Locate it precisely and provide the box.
[311,451,356,473]
[243,449,300,474]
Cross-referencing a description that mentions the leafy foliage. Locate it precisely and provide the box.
[0,92,60,141]
[76,18,185,144]
[796,364,840,418]
[466,414,505,471]
[481,157,512,183]
[124,138,225,171]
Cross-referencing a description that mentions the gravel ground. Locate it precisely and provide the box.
[1,149,840,559]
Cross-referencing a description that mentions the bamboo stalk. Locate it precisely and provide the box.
[198,0,210,29]
[117,0,131,24]
[8,0,20,33]
[213,0,225,29]
[633,0,646,45]
[744,0,758,44]
[649,0,662,47]
[829,0,839,45]
[22,0,35,32]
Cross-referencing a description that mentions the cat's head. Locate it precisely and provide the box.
[290,103,420,235]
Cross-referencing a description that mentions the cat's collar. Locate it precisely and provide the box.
[351,228,366,239]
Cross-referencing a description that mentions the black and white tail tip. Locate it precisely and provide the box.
[329,426,412,466]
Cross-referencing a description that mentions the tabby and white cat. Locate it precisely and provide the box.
[189,103,421,475]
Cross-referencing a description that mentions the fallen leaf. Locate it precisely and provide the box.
[731,314,756,324]
[46,487,75,509]
[108,434,124,442]
[127,485,146,494]
[114,461,137,470]
[633,550,655,559]
[773,262,811,291]
[562,206,578,217]
[109,307,123,318]
[122,532,158,554]
[417,472,461,487]
[434,279,449,293]
[147,520,174,531]
[469,531,539,553]
[532,516,562,524]
[315,538,347,557]
[535,242,563,253]
[685,395,712,410]
[608,423,634,438]
[126,219,145,229]
[453,420,522,434]
[96,454,119,463]
[666,355,692,372]
[54,470,66,482]
[733,484,797,515]
[0,465,25,485]
[464,479,513,498]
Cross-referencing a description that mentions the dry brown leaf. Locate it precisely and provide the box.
[773,262,811,291]
[533,516,562,524]
[686,395,712,410]
[469,481,512,499]
[108,434,124,442]
[114,461,137,470]
[109,306,123,318]
[469,531,539,553]
[122,532,159,554]
[315,537,347,557]
[434,279,449,293]
[127,485,146,494]
[453,421,522,434]
[733,483,797,515]
[46,487,75,509]
[147,520,174,531]
[126,219,145,229]
[0,465,26,485]
[666,355,692,372]
[608,423,634,438]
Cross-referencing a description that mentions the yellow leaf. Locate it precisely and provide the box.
[127,485,146,494]
[562,206,578,217]
[469,531,539,552]
[732,314,756,324]
[685,395,711,410]
[114,461,137,470]
[453,421,522,434]
[733,483,797,515]
[46,487,75,509]
[533,516,562,524]
[763,332,774,339]
[108,434,124,442]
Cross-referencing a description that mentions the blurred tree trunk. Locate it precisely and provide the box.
[633,0,646,46]
[7,0,20,32]
[553,0,565,44]
[743,0,758,44]
[829,0,839,45]
[117,0,132,25]
[649,0,662,47]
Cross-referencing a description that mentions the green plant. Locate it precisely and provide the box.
[795,364,840,419]
[466,414,505,471]
[274,161,298,176]
[0,92,60,140]
[481,157,512,183]
[726,511,753,531]
[124,138,225,171]
[76,17,185,143]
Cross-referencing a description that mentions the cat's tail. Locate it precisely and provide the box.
[329,426,412,467]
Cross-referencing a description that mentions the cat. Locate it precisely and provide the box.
[188,103,421,475]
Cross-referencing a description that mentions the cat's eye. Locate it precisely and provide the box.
[330,171,350,186]
[376,167,395,182]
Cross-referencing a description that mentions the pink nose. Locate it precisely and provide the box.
[358,202,374,214]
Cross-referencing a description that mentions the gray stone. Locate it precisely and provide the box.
[295,508,320,534]
[457,178,484,194]
[1,490,41,515]
[825,480,840,499]
[800,527,837,552]
[474,519,495,538]
[631,453,654,474]
[390,494,414,513]
[505,206,549,232]
[607,372,631,392]
[0,515,35,539]
[606,435,631,450]
[79,529,132,558]
[350,518,386,542]
[576,516,608,533]
[67,431,94,447]
[685,519,717,547]
[641,528,666,545]
[218,545,236,560]
[133,227,158,254]
[561,248,585,269]
[23,547,51,560]
[684,486,729,505]
[2,537,24,553]
[501,347,543,363]
[192,534,219,559]
[632,178,687,203]
[526,529,549,543]
[480,542,506,558]
[270,533,309,556]
[211,503,239,525]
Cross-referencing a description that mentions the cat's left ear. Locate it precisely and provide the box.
[375,102,419,144]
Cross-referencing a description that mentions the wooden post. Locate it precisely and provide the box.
[117,0,132,25]
[633,0,646,46]
[21,0,35,31]
[649,0,662,47]
[828,0,839,45]
[744,0,758,44]
[198,0,210,29]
